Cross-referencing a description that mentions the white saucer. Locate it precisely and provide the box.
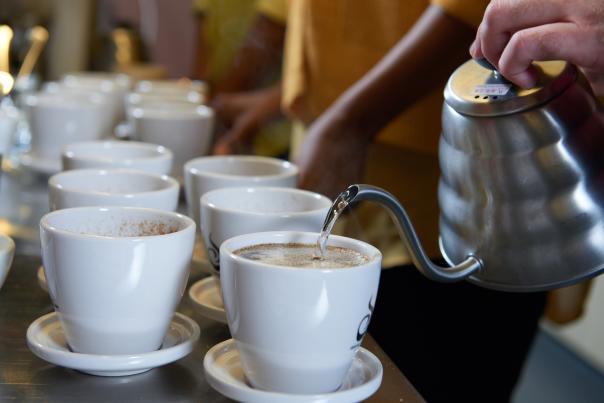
[188,276,227,324]
[20,153,62,175]
[37,265,48,293]
[27,311,200,377]
[204,339,383,403]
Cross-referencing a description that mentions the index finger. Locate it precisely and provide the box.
[479,0,569,67]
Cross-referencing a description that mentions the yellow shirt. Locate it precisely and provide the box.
[193,0,258,85]
[280,0,490,155]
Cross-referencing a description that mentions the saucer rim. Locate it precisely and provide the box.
[27,311,200,374]
[188,276,227,324]
[20,152,62,175]
[203,338,383,403]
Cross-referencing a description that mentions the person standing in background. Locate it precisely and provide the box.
[194,0,291,157]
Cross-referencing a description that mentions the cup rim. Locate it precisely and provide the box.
[62,140,172,163]
[24,91,107,109]
[135,79,207,94]
[220,231,381,272]
[62,71,131,88]
[201,187,331,217]
[130,104,213,120]
[49,169,179,197]
[185,156,299,181]
[126,91,203,105]
[40,206,195,240]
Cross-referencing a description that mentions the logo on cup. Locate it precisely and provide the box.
[351,297,374,350]
[207,233,220,271]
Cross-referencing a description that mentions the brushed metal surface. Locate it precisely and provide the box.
[439,62,604,291]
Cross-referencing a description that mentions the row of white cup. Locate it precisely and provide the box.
[10,72,212,180]
[34,147,383,395]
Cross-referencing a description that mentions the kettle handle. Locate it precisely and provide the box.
[342,184,483,282]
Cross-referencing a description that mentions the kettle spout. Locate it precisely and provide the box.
[339,184,483,282]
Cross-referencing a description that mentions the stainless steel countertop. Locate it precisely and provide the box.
[0,167,425,402]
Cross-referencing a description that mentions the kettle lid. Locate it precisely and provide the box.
[444,59,576,117]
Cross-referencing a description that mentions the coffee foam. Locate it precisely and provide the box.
[234,243,370,269]
[71,219,180,237]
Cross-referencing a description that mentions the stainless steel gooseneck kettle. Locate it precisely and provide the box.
[335,59,604,292]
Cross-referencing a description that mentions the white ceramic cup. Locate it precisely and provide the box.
[0,233,15,290]
[200,187,331,275]
[220,231,382,394]
[62,140,173,175]
[48,169,179,212]
[62,72,132,124]
[40,206,195,355]
[24,92,107,161]
[130,104,214,181]
[119,93,204,139]
[184,156,299,231]
[42,82,116,136]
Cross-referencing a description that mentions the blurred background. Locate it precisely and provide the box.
[0,0,197,80]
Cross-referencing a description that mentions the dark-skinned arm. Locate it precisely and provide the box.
[213,14,285,94]
[297,5,477,198]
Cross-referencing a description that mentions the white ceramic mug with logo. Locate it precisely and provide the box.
[62,140,173,175]
[0,233,15,290]
[130,104,214,181]
[184,156,299,231]
[200,187,331,275]
[219,231,382,394]
[40,206,195,355]
[48,169,179,212]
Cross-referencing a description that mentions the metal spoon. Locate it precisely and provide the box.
[16,26,48,83]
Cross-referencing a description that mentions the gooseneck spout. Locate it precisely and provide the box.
[339,184,483,282]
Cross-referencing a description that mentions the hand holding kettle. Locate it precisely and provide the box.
[470,0,604,95]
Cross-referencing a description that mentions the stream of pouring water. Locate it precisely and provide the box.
[314,193,350,259]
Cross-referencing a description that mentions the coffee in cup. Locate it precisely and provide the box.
[234,243,369,268]
[220,231,381,394]
[40,206,195,355]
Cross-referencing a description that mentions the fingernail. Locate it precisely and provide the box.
[469,40,477,57]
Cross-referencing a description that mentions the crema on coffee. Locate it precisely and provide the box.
[233,243,370,268]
